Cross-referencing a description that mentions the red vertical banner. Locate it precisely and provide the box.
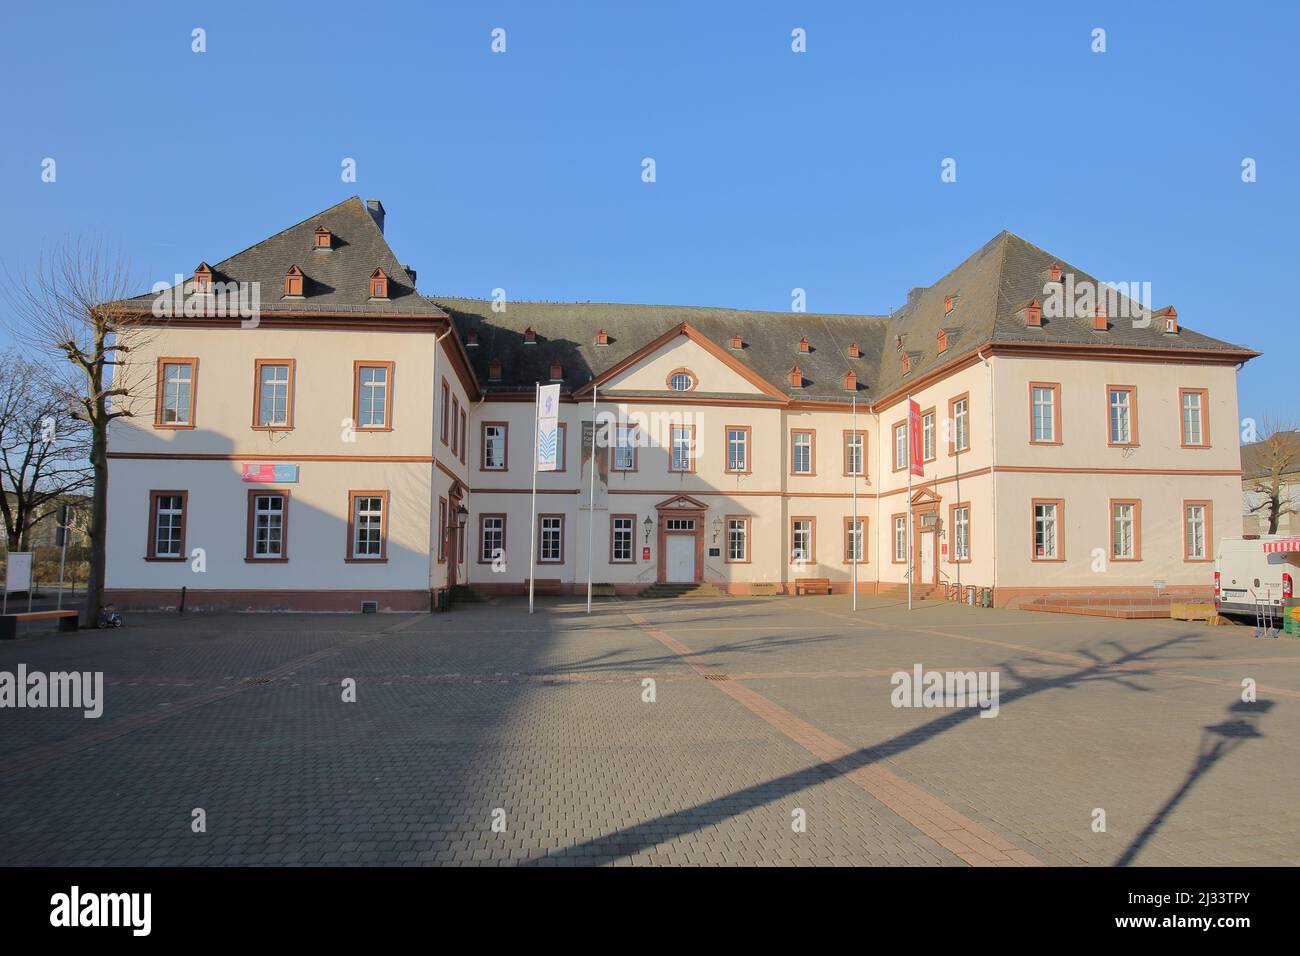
[908,399,924,477]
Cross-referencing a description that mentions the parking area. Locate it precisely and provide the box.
[1,595,1297,866]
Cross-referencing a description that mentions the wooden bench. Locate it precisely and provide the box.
[794,578,832,596]
[0,609,79,640]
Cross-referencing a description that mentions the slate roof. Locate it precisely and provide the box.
[437,230,1257,404]
[122,196,446,316]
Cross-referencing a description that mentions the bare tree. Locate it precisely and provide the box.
[0,349,92,551]
[3,240,150,623]
[1244,418,1300,535]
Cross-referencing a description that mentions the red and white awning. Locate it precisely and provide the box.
[1262,538,1300,553]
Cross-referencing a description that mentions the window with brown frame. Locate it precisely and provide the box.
[891,513,907,563]
[790,516,815,565]
[253,359,295,430]
[1183,500,1213,562]
[479,514,506,564]
[346,490,389,562]
[948,503,971,563]
[610,514,636,563]
[353,361,394,431]
[892,421,907,472]
[612,425,638,472]
[790,429,816,475]
[146,490,188,561]
[1029,382,1061,444]
[440,379,449,445]
[155,357,197,428]
[1107,385,1138,446]
[437,497,447,563]
[459,408,468,465]
[369,268,389,299]
[245,490,289,562]
[948,393,970,455]
[552,423,567,472]
[1179,388,1209,448]
[669,425,695,473]
[920,409,936,462]
[538,514,564,563]
[283,266,304,298]
[725,515,750,563]
[481,422,508,471]
[1032,499,1064,561]
[843,430,866,476]
[725,426,751,474]
[843,516,867,564]
[1109,499,1142,561]
[451,396,460,455]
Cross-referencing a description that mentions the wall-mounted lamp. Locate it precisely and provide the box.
[643,516,653,544]
[712,515,723,543]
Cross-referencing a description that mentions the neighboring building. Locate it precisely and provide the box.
[104,197,1259,611]
[1241,430,1300,535]
[1,492,91,553]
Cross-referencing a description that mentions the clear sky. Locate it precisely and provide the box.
[1,1,1294,421]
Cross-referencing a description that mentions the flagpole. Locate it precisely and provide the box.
[586,383,596,613]
[907,392,913,612]
[851,393,858,612]
[528,382,539,615]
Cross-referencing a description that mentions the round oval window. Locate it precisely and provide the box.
[669,372,693,391]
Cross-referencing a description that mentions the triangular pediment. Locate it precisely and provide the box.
[655,493,709,512]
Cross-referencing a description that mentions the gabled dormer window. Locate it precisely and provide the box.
[465,329,479,347]
[369,268,389,300]
[901,353,912,375]
[798,336,811,354]
[595,329,609,346]
[936,329,948,354]
[944,294,955,316]
[488,358,502,381]
[1048,263,1063,282]
[314,226,332,250]
[1163,307,1179,334]
[847,341,861,359]
[523,326,537,345]
[192,262,212,295]
[283,265,304,298]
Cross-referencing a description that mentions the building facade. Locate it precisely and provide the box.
[104,198,1259,610]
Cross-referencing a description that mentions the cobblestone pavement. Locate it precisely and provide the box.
[1,597,1296,866]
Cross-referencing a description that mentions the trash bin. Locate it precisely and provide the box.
[965,585,977,606]
[1285,599,1300,636]
[980,588,993,608]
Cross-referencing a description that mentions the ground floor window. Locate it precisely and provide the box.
[480,514,505,564]
[726,516,749,562]
[791,518,814,564]
[147,490,187,560]
[893,515,906,563]
[247,492,288,560]
[1184,501,1210,560]
[844,517,865,563]
[1110,500,1140,560]
[951,505,970,562]
[1033,500,1061,560]
[348,491,388,560]
[611,515,634,563]
[538,514,564,563]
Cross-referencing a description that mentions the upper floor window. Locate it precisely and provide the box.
[726,427,750,474]
[156,358,196,427]
[949,395,970,453]
[670,425,694,473]
[893,422,907,471]
[951,505,971,562]
[1030,383,1059,443]
[844,430,865,476]
[482,423,508,470]
[921,410,936,461]
[1180,388,1208,447]
[254,360,294,429]
[440,380,450,445]
[354,362,392,430]
[613,426,637,471]
[1108,386,1137,446]
[791,430,814,475]
[667,369,696,391]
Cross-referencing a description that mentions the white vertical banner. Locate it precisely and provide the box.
[536,383,561,472]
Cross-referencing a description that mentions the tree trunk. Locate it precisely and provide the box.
[83,420,108,627]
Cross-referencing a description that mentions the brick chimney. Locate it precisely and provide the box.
[366,198,385,233]
[1025,297,1042,327]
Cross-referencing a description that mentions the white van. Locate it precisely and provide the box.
[1214,535,1298,617]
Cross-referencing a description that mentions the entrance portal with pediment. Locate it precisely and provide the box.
[655,494,707,584]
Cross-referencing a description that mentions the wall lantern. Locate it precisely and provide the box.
[643,516,654,544]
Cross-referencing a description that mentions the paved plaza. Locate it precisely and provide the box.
[1,596,1296,866]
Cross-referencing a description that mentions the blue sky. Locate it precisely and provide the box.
[1,1,1294,419]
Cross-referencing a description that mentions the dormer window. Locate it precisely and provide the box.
[523,326,537,345]
[1092,306,1108,332]
[901,353,912,375]
[788,366,803,388]
[488,358,502,381]
[595,328,609,346]
[313,226,332,250]
[1163,307,1179,334]
[192,262,212,295]
[944,294,955,315]
[1048,263,1063,282]
[843,370,857,391]
[847,341,861,359]
[1026,297,1043,327]
[283,265,304,298]
[798,336,811,354]
[936,329,948,354]
[894,334,903,352]
[465,329,479,347]
[369,268,389,300]
[729,335,743,350]
[550,361,563,381]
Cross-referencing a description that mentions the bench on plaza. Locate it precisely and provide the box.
[794,578,832,596]
[0,609,79,640]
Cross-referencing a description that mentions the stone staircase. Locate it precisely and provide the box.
[637,582,729,599]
